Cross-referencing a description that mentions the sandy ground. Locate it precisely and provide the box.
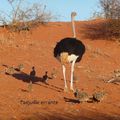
[0,20,120,120]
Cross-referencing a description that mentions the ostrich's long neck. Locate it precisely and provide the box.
[71,16,76,38]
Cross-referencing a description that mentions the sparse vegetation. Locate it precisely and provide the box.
[91,0,120,41]
[99,0,120,19]
[106,69,120,84]
[106,19,120,40]
[0,0,54,32]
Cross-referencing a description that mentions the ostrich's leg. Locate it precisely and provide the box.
[62,65,68,92]
[70,60,76,91]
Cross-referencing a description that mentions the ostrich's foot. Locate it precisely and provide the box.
[70,87,75,92]
[64,87,69,92]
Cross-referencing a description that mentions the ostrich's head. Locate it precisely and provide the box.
[71,12,77,19]
[71,12,77,38]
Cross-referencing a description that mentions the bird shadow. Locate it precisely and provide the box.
[64,97,94,104]
[3,64,64,92]
[12,72,41,83]
[64,97,80,104]
[10,71,63,93]
[34,82,63,92]
[2,64,8,68]
[20,89,29,93]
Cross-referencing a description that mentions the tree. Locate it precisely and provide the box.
[99,0,120,19]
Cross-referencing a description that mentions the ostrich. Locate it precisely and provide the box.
[54,12,85,92]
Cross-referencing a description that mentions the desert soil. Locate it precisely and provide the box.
[0,20,120,120]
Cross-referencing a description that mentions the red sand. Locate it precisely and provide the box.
[0,20,120,120]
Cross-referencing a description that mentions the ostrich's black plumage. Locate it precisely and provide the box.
[54,37,85,62]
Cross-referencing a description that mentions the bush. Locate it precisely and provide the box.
[107,19,120,40]
[0,0,54,32]
[99,0,120,19]
[91,0,120,41]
